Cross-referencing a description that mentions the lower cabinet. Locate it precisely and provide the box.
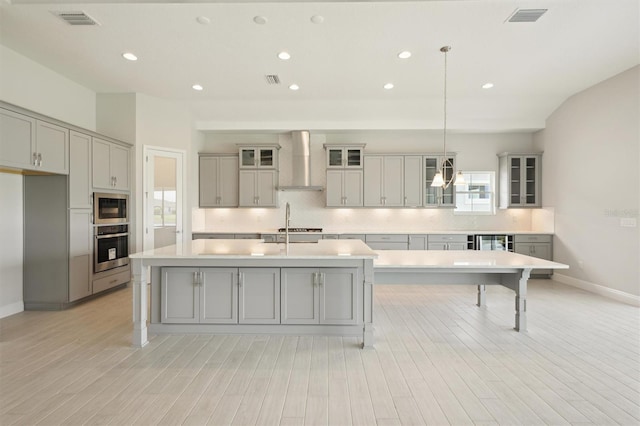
[281,268,358,325]
[161,267,280,324]
[514,234,553,276]
[427,234,471,250]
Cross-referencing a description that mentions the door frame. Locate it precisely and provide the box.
[143,146,186,251]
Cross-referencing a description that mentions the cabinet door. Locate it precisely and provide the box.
[523,156,540,206]
[219,156,239,207]
[408,235,427,250]
[424,157,439,206]
[281,268,319,324]
[427,243,447,250]
[509,157,522,206]
[447,243,468,251]
[345,148,363,168]
[110,144,129,191]
[69,131,92,209]
[240,148,257,168]
[69,210,92,302]
[36,120,68,174]
[0,108,36,170]
[326,170,345,207]
[201,268,238,324]
[363,156,383,207]
[238,268,280,324]
[404,156,422,207]
[161,268,199,323]
[319,268,358,325]
[383,156,404,206]
[256,170,277,206]
[92,138,112,189]
[258,148,275,168]
[199,156,219,207]
[238,170,256,206]
[343,170,363,206]
[326,147,344,168]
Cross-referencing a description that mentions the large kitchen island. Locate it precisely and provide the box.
[130,239,568,348]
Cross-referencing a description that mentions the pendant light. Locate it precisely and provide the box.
[431,45,466,188]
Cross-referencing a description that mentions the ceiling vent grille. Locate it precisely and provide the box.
[507,8,548,23]
[52,11,99,26]
[265,75,281,85]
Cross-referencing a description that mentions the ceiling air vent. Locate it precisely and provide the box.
[265,75,281,85]
[506,8,548,23]
[52,11,99,26]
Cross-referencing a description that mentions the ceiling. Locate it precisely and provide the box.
[1,0,638,132]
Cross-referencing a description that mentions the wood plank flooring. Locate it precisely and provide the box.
[1,280,638,425]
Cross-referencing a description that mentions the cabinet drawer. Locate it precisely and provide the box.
[340,234,366,241]
[366,242,408,250]
[193,233,235,240]
[514,234,552,243]
[428,234,469,243]
[234,233,261,239]
[366,234,408,243]
[93,269,130,293]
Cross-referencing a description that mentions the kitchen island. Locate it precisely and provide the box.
[129,239,378,348]
[130,240,568,348]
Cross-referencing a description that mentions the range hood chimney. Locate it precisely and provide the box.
[279,130,323,191]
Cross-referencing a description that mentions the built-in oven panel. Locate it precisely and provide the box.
[94,192,128,224]
[94,224,129,273]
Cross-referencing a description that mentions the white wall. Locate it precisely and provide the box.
[0,44,96,130]
[534,66,639,298]
[0,173,24,317]
[193,130,539,233]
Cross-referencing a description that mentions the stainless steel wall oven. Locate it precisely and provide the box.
[94,224,129,272]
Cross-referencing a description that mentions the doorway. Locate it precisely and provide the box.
[143,147,185,251]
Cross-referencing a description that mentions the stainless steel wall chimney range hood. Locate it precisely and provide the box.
[279,130,323,191]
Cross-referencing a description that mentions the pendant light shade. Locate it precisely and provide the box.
[454,171,466,186]
[431,170,445,187]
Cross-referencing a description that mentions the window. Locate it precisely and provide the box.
[454,172,495,215]
[154,189,177,226]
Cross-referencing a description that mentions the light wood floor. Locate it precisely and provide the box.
[1,280,639,425]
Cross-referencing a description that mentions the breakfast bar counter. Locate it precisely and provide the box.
[130,240,568,349]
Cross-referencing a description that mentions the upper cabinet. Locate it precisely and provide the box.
[199,155,239,207]
[92,137,130,191]
[239,169,279,207]
[363,155,404,207]
[69,131,92,209]
[0,108,69,174]
[325,145,364,169]
[424,155,456,208]
[238,145,279,169]
[498,153,541,208]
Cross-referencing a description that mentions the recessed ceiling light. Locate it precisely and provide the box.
[384,83,394,90]
[398,51,412,59]
[196,16,211,25]
[482,82,494,89]
[122,52,137,61]
[253,16,267,25]
[310,15,324,24]
[289,84,299,91]
[192,84,204,91]
[278,51,291,60]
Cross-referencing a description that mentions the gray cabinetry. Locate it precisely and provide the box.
[365,234,409,250]
[192,233,235,240]
[325,145,364,169]
[69,130,92,209]
[0,108,69,174]
[498,153,541,208]
[424,155,456,207]
[403,155,423,207]
[428,234,471,250]
[238,268,280,324]
[281,268,358,325]
[199,155,239,207]
[69,209,92,302]
[161,267,239,324]
[326,169,363,207]
[408,235,428,250]
[364,155,404,207]
[238,145,279,169]
[239,169,278,207]
[92,137,130,191]
[514,234,553,276]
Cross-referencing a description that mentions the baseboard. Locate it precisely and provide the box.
[0,301,25,319]
[553,273,640,307]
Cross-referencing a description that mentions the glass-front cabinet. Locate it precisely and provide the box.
[325,145,364,169]
[424,155,456,207]
[238,145,279,169]
[498,153,541,208]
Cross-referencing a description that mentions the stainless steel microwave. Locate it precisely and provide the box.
[93,192,128,224]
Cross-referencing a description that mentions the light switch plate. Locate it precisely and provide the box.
[620,217,637,227]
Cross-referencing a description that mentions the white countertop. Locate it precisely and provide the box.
[374,250,569,270]
[129,239,378,260]
[193,230,553,235]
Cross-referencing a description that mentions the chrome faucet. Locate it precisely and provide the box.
[285,202,291,250]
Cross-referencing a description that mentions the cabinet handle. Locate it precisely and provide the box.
[312,272,318,287]
[238,272,243,287]
[193,271,199,286]
[404,196,408,205]
[32,152,38,166]
[319,273,324,287]
[216,196,221,205]
[37,153,42,167]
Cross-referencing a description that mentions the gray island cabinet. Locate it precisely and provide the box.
[131,239,377,348]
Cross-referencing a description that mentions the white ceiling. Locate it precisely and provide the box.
[1,0,638,132]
